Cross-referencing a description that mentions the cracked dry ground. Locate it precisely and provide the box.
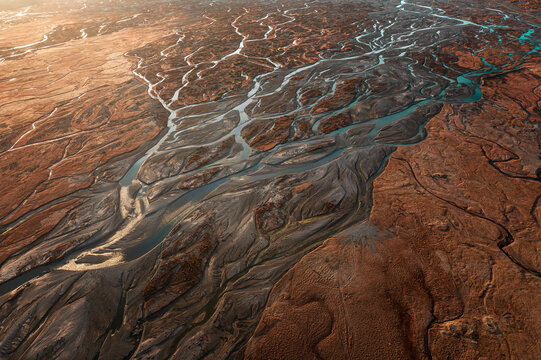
[246,64,541,359]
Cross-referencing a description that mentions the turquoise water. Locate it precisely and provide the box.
[113,0,541,264]
[7,0,536,279]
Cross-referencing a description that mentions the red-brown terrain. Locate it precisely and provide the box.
[245,62,541,360]
[0,0,539,359]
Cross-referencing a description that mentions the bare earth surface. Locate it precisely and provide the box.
[0,0,539,359]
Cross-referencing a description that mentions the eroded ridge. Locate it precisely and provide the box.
[0,0,539,358]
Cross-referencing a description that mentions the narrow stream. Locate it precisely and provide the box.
[0,0,538,298]
[59,0,540,271]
